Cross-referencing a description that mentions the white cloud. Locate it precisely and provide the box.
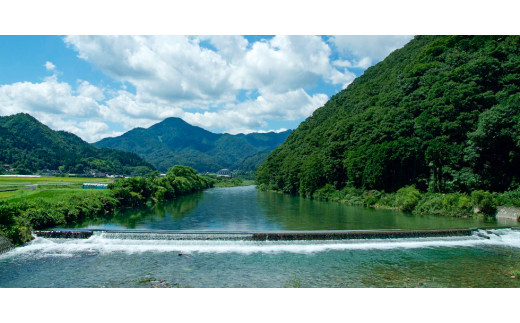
[45,61,56,71]
[0,76,119,142]
[330,35,413,63]
[43,118,124,143]
[64,35,354,99]
[182,88,328,133]
[247,128,288,134]
[228,35,353,93]
[2,35,410,142]
[333,57,373,69]
[60,35,355,136]
[95,87,328,135]
[77,81,105,102]
[0,75,102,118]
[64,35,234,105]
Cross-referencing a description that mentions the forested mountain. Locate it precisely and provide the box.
[256,36,520,196]
[0,113,155,175]
[94,117,291,172]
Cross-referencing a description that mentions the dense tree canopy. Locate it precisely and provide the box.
[257,36,520,196]
[94,117,291,172]
[0,113,155,175]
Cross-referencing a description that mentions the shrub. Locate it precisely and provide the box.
[471,190,497,216]
[313,184,337,200]
[364,195,379,206]
[497,188,520,207]
[457,195,472,210]
[415,194,444,216]
[396,186,421,212]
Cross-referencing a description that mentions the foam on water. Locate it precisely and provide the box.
[2,229,519,259]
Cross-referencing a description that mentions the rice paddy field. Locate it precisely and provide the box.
[0,176,113,201]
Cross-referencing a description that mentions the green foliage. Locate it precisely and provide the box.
[312,184,338,201]
[94,117,291,173]
[0,113,155,175]
[471,190,498,215]
[414,193,474,217]
[258,181,495,218]
[213,177,247,187]
[395,186,421,212]
[0,165,212,246]
[108,165,213,207]
[257,36,520,197]
[496,188,520,206]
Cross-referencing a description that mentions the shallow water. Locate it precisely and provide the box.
[1,186,519,288]
[1,229,520,287]
[62,186,514,231]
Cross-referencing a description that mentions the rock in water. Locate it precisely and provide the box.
[0,234,14,255]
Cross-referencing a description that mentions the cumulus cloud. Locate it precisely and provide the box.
[45,61,56,71]
[228,35,355,93]
[64,35,354,99]
[330,35,413,64]
[64,35,234,104]
[43,118,124,143]
[2,35,407,142]
[0,75,102,118]
[332,57,373,69]
[77,81,105,101]
[182,88,328,133]
[60,35,354,136]
[0,76,119,142]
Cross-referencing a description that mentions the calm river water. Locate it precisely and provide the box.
[1,185,520,287]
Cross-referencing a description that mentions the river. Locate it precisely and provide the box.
[1,185,520,287]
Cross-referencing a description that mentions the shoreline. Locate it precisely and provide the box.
[258,184,520,221]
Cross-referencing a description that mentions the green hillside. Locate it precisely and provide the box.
[0,113,155,175]
[94,117,291,172]
[256,36,520,196]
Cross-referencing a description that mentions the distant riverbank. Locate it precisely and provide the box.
[213,178,255,187]
[259,184,520,221]
[0,166,213,246]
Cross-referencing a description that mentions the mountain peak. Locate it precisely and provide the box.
[94,117,292,172]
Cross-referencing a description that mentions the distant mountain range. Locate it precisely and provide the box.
[94,117,291,172]
[0,113,155,175]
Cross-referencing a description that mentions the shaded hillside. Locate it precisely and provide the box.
[0,113,155,175]
[236,152,272,172]
[257,36,520,196]
[94,117,291,172]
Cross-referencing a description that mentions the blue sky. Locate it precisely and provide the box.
[0,35,413,142]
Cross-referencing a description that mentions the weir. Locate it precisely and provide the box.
[32,228,478,241]
[33,230,94,239]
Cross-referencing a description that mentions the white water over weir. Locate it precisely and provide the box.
[32,228,490,241]
[102,232,254,241]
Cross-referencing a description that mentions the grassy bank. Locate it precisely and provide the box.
[260,183,520,218]
[0,176,112,199]
[0,166,213,246]
[212,177,255,187]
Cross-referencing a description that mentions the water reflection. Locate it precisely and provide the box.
[68,191,204,229]
[255,189,505,231]
[67,185,515,231]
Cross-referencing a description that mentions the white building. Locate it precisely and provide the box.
[217,169,232,178]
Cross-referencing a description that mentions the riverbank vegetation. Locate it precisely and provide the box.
[0,165,213,246]
[213,177,255,187]
[287,184,520,218]
[257,36,520,217]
